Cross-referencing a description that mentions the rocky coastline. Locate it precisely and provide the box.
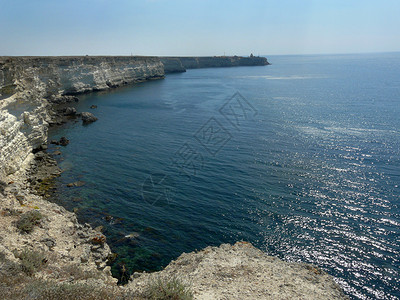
[0,55,347,299]
[160,55,270,73]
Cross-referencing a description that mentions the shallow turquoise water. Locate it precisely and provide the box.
[49,53,400,299]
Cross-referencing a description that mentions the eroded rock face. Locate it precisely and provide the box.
[161,56,270,73]
[81,112,98,124]
[0,186,113,280]
[0,56,165,285]
[0,56,165,182]
[126,242,348,300]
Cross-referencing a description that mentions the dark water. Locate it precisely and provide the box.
[49,53,400,299]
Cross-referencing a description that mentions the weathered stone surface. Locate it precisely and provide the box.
[161,55,270,73]
[160,57,186,73]
[0,184,114,281]
[63,107,77,116]
[81,112,98,124]
[0,56,165,182]
[126,242,348,300]
[48,95,79,104]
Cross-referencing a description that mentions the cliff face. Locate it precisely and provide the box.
[161,56,270,73]
[0,56,164,97]
[0,55,269,181]
[0,56,164,182]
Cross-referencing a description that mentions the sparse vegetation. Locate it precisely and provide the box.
[13,249,47,275]
[1,250,192,300]
[141,276,193,300]
[15,210,43,233]
[0,275,140,300]
[0,252,21,277]
[0,251,136,300]
[60,264,103,281]
[0,84,16,96]
[22,281,133,300]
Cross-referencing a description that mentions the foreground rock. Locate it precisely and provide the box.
[0,181,114,281]
[126,242,348,300]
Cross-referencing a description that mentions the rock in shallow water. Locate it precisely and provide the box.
[81,112,98,124]
[59,137,69,146]
[66,181,86,188]
[63,107,77,116]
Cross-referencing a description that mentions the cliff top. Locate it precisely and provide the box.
[126,242,348,300]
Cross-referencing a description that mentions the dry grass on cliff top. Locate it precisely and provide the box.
[0,250,193,300]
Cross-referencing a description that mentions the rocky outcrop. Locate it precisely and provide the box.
[161,56,270,73]
[0,179,114,281]
[126,242,348,299]
[0,56,164,182]
[81,112,98,124]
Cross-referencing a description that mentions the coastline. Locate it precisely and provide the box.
[0,55,347,299]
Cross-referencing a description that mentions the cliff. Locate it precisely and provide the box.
[0,55,347,299]
[161,56,270,73]
[0,55,268,181]
[0,56,164,182]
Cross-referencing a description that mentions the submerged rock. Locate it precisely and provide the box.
[59,137,69,146]
[124,232,140,239]
[81,112,98,124]
[66,181,86,188]
[63,107,77,116]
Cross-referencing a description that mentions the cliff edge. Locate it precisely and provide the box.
[127,242,347,299]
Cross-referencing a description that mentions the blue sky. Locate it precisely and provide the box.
[0,0,399,56]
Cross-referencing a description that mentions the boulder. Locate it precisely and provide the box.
[67,181,86,187]
[63,107,77,116]
[49,95,79,104]
[81,112,98,124]
[59,137,69,146]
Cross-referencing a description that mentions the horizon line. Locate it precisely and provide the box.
[1,50,399,58]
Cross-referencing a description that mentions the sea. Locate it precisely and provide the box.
[48,53,400,299]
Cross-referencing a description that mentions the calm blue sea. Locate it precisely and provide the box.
[49,53,400,299]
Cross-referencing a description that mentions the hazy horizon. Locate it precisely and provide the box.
[1,0,399,56]
[1,51,400,58]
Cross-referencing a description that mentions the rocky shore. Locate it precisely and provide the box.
[0,55,347,299]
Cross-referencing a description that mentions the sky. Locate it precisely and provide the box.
[0,0,399,56]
